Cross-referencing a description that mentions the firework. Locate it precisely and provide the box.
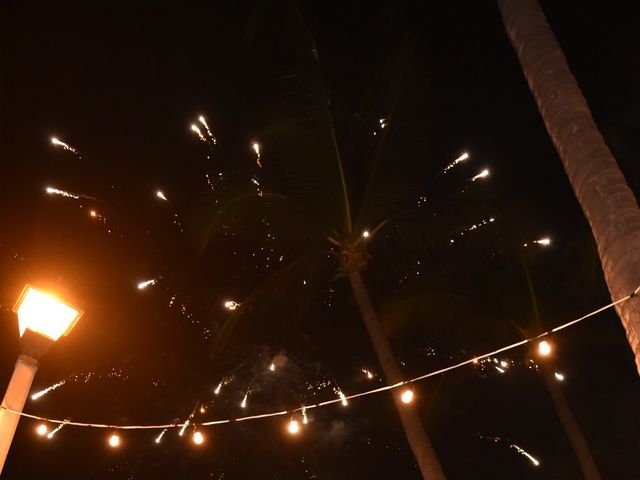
[156,191,169,201]
[198,116,216,143]
[50,137,81,158]
[137,279,158,290]
[31,380,66,400]
[471,168,490,181]
[191,124,207,142]
[442,152,470,174]
[252,142,262,168]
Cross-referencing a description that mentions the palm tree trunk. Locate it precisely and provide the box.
[497,0,640,375]
[542,366,602,479]
[347,269,447,479]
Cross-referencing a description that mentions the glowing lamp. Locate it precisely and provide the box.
[14,286,82,342]
[0,285,83,474]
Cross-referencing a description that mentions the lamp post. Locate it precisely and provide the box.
[0,285,82,474]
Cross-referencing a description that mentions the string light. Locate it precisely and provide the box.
[400,389,414,404]
[108,433,120,448]
[287,419,300,435]
[537,340,552,357]
[3,288,636,436]
[192,430,204,445]
[36,423,48,436]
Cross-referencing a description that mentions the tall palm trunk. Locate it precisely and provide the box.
[522,258,602,478]
[541,365,602,479]
[347,269,447,479]
[497,0,640,375]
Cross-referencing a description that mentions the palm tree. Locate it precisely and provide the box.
[496,0,640,376]
[192,5,511,477]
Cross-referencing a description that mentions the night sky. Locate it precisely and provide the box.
[1,1,640,479]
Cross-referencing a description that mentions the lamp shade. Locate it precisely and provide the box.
[13,286,82,341]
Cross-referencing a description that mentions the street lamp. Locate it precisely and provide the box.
[0,285,82,474]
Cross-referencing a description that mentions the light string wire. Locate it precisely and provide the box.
[2,286,638,430]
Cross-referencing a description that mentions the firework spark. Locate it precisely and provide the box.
[241,391,249,409]
[252,142,262,168]
[155,428,167,444]
[50,137,81,158]
[224,300,240,311]
[361,369,374,380]
[45,186,95,200]
[191,124,207,142]
[156,190,169,201]
[442,152,470,174]
[511,443,540,466]
[471,168,490,181]
[198,116,216,143]
[137,279,158,290]
[31,380,66,400]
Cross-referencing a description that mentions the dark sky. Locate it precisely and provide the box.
[1,1,640,479]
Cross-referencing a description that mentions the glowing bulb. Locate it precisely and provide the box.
[36,424,48,436]
[15,285,82,341]
[89,210,97,218]
[108,433,120,448]
[362,230,370,238]
[400,389,414,404]
[554,371,565,381]
[288,419,300,434]
[193,431,204,445]
[538,340,552,357]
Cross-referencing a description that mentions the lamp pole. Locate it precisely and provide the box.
[0,286,82,474]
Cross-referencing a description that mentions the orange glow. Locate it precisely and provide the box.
[400,389,414,404]
[108,433,120,447]
[193,431,204,445]
[14,286,82,341]
[538,340,552,357]
[288,419,300,434]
